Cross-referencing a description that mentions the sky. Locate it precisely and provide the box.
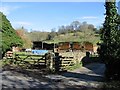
[118,1,120,14]
[0,2,119,32]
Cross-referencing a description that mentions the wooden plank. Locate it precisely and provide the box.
[60,56,75,69]
[61,57,74,59]
[14,53,46,66]
[62,59,73,61]
[15,54,44,57]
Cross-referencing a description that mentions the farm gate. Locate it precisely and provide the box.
[14,52,75,72]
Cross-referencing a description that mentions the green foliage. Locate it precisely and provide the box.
[58,21,98,35]
[46,32,100,45]
[100,0,119,61]
[46,31,57,40]
[99,0,120,80]
[25,20,99,44]
[103,81,120,89]
[0,12,23,55]
[48,21,100,44]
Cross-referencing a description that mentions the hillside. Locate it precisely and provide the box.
[26,31,100,45]
[27,31,49,41]
[26,21,100,45]
[45,32,100,45]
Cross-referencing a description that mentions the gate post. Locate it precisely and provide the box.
[49,52,55,72]
[54,53,61,73]
[45,53,55,72]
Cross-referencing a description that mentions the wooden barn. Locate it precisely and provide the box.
[58,42,70,50]
[72,42,81,50]
[32,41,55,50]
[58,42,81,51]
[33,41,94,52]
[58,41,93,52]
[33,41,42,49]
[82,42,93,52]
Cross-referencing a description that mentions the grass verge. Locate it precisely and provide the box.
[66,62,82,71]
[102,81,120,89]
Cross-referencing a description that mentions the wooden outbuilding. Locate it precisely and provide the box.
[32,41,55,50]
[82,41,93,52]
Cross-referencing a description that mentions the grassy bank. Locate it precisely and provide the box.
[66,62,83,71]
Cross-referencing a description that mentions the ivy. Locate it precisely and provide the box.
[0,12,23,56]
[99,0,120,80]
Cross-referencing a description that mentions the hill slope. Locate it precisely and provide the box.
[45,32,100,45]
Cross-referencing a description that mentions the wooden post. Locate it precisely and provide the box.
[45,53,55,72]
[54,53,61,73]
[50,53,55,72]
[42,42,43,49]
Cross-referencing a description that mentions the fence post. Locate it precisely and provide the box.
[45,53,55,72]
[54,53,61,73]
[49,52,55,72]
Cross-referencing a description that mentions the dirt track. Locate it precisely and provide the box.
[1,63,105,89]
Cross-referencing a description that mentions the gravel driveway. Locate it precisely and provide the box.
[1,63,105,89]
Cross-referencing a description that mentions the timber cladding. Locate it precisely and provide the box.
[32,41,54,50]
[82,42,93,52]
[58,42,70,50]
[58,41,93,51]
[72,42,81,50]
[32,41,94,52]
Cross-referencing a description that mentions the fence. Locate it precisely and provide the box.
[60,56,74,70]
[14,53,46,68]
[54,53,75,71]
[14,52,75,71]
